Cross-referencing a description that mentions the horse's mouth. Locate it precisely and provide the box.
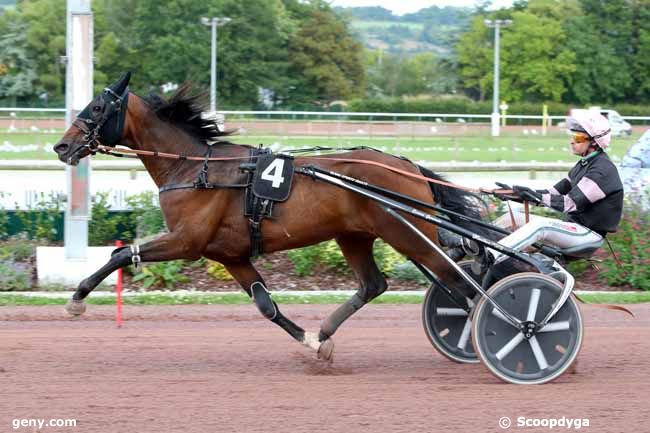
[65,147,91,166]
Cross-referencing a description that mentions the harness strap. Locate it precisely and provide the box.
[603,236,631,283]
[308,156,482,192]
[159,182,249,193]
[249,199,271,257]
[195,145,213,188]
[507,202,518,230]
[245,148,275,257]
[95,144,512,195]
[524,201,530,224]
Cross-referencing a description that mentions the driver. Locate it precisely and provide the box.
[489,109,624,263]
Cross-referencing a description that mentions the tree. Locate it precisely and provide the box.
[499,11,576,102]
[0,11,37,100]
[213,0,299,108]
[93,0,140,93]
[128,0,212,94]
[525,0,581,20]
[631,0,650,102]
[364,50,401,97]
[365,51,456,97]
[19,0,66,100]
[337,6,395,21]
[288,5,364,104]
[564,0,634,104]
[402,6,472,26]
[457,9,576,103]
[456,16,493,100]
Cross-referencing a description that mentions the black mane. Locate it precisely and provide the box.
[144,84,232,145]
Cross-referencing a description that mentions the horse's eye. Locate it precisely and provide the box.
[93,105,102,112]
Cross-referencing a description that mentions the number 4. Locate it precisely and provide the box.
[261,158,285,188]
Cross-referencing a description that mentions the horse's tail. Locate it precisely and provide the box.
[417,165,499,241]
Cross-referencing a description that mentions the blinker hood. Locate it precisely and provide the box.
[77,72,131,146]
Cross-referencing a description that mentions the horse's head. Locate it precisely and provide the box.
[54,72,131,165]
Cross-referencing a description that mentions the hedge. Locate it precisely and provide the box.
[348,97,650,123]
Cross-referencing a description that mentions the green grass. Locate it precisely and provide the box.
[0,292,420,306]
[576,292,650,304]
[0,291,647,306]
[0,132,637,163]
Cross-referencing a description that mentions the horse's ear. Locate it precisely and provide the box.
[110,71,132,94]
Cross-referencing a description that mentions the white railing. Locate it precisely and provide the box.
[2,107,649,121]
[0,160,570,210]
[0,159,573,172]
[0,108,66,113]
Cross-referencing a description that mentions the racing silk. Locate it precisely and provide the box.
[538,150,623,235]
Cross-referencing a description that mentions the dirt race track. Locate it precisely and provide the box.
[1,303,649,433]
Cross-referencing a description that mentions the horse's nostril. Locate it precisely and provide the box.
[54,142,69,154]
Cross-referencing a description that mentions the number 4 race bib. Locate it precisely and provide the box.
[252,154,295,202]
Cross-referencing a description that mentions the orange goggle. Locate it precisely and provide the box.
[569,131,592,144]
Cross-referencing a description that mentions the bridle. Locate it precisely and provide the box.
[70,86,128,156]
[71,117,103,155]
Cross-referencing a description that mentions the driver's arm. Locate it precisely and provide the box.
[537,176,572,196]
[541,169,610,213]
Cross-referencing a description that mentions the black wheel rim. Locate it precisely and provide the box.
[423,262,480,362]
[474,275,582,383]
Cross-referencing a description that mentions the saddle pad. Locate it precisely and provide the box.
[252,154,295,202]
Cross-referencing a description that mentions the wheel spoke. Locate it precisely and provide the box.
[490,307,518,328]
[527,288,541,321]
[495,332,525,361]
[528,336,549,370]
[539,321,570,333]
[436,307,468,317]
[457,318,472,350]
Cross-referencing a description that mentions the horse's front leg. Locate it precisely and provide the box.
[223,260,335,361]
[65,232,199,316]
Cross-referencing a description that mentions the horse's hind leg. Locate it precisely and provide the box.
[224,260,330,356]
[318,235,387,347]
[377,218,466,292]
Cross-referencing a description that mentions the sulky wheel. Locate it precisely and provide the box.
[422,261,481,363]
[471,272,583,385]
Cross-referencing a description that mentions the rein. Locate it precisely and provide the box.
[93,143,628,317]
[94,144,511,196]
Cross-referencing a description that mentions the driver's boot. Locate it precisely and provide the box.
[438,228,466,262]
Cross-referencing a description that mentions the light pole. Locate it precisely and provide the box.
[201,16,231,112]
[484,19,512,137]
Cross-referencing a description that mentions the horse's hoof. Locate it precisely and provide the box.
[65,298,86,316]
[317,338,335,363]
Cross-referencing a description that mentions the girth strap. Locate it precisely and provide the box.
[249,198,272,257]
[243,147,274,257]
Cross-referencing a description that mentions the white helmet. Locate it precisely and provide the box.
[567,109,612,150]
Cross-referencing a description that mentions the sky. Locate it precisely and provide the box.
[329,0,514,15]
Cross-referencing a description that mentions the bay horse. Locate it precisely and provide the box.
[54,73,492,361]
